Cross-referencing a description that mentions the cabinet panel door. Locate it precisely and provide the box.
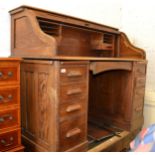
[21,61,58,151]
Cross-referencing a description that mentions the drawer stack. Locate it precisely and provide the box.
[131,61,146,130]
[0,58,24,152]
[58,61,89,151]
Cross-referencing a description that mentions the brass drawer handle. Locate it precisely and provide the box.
[0,94,13,103]
[0,72,3,77]
[0,114,13,123]
[66,104,81,113]
[0,71,13,79]
[8,71,13,77]
[1,136,14,147]
[66,128,81,138]
[67,88,82,96]
[67,71,83,77]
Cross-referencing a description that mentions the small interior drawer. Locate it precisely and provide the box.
[0,86,19,108]
[59,115,87,151]
[0,108,19,130]
[0,129,20,151]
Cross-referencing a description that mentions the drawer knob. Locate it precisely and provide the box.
[0,72,3,77]
[1,136,14,146]
[8,71,13,77]
[0,117,4,123]
[8,94,13,99]
[0,114,13,123]
[66,128,81,138]
[0,95,3,101]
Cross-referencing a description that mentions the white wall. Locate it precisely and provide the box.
[120,0,155,127]
[0,0,121,57]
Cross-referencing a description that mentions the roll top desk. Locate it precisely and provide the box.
[10,6,147,152]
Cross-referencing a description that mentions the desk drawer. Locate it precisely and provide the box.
[59,115,87,151]
[0,109,19,130]
[0,129,20,151]
[60,63,88,84]
[59,99,87,119]
[0,86,19,108]
[60,84,87,104]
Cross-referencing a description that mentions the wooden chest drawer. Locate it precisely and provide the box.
[0,108,19,130]
[59,99,87,119]
[0,86,19,108]
[0,66,19,85]
[59,115,87,151]
[0,129,20,151]
[60,84,87,104]
[60,63,88,84]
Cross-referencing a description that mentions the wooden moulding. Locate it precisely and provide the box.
[120,32,146,59]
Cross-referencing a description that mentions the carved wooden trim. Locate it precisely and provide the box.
[120,32,146,59]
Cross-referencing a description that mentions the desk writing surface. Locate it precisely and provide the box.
[24,56,146,62]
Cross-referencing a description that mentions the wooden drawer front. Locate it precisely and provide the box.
[0,87,19,108]
[59,99,87,119]
[0,129,20,151]
[135,62,146,76]
[0,109,19,129]
[59,116,87,151]
[0,67,18,84]
[60,65,88,84]
[60,84,87,104]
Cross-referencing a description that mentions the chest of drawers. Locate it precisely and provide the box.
[0,58,24,152]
